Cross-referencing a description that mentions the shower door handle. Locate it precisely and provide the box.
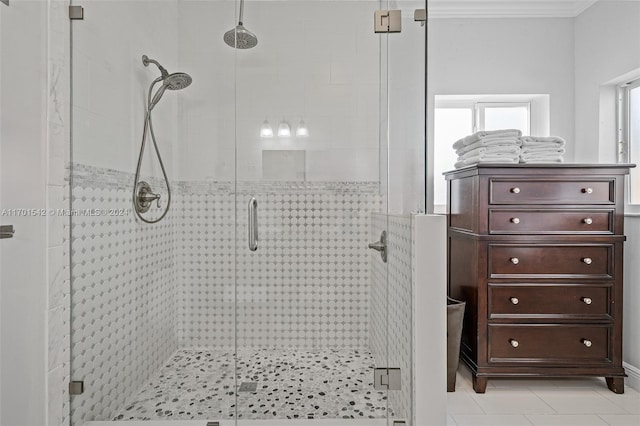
[248,197,258,251]
[368,230,387,263]
[0,225,15,239]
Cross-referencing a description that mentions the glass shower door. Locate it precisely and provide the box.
[233,0,392,422]
[68,0,423,423]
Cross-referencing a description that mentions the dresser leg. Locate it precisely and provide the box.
[472,375,488,393]
[606,377,625,394]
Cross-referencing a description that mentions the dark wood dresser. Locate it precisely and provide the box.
[445,164,634,393]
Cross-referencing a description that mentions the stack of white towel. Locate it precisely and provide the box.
[519,136,566,163]
[453,129,522,169]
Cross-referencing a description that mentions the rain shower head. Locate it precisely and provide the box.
[223,0,258,49]
[224,24,258,49]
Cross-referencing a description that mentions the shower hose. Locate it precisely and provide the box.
[132,76,172,224]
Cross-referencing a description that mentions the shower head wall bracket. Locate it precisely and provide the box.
[142,55,169,79]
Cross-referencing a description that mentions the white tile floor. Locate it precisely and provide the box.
[447,364,640,426]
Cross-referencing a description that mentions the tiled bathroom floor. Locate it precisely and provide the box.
[113,348,392,421]
[448,364,640,425]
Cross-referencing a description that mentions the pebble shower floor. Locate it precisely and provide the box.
[113,348,393,421]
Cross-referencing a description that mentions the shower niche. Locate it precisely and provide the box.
[68,0,426,424]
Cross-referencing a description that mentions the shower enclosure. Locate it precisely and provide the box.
[68,0,426,424]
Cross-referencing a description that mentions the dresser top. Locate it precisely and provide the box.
[444,163,635,179]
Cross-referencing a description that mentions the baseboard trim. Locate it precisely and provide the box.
[623,361,640,391]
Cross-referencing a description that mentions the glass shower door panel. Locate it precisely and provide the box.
[234,0,390,421]
[386,2,426,424]
[69,1,237,423]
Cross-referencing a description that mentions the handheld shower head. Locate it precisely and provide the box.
[164,72,192,90]
[148,74,192,110]
[142,55,193,110]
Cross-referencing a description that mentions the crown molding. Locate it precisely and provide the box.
[427,0,599,19]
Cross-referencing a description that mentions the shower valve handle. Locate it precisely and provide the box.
[140,192,161,208]
[135,181,162,213]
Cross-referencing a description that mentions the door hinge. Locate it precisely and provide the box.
[414,9,427,22]
[69,5,84,20]
[374,10,401,33]
[69,381,84,395]
[374,367,401,390]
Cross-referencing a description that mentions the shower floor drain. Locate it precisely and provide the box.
[238,382,258,392]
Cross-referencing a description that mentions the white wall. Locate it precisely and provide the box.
[72,1,180,181]
[574,0,640,388]
[178,1,383,183]
[427,17,575,211]
[574,0,640,163]
[0,1,48,425]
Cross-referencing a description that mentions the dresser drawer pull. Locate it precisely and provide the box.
[582,339,592,348]
[582,187,594,194]
[510,187,521,194]
[581,297,593,305]
[510,339,519,348]
[510,297,519,305]
[510,217,520,224]
[582,257,593,265]
[583,218,593,225]
[510,257,520,265]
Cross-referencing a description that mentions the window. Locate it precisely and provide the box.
[618,78,640,206]
[432,95,549,213]
[478,102,530,135]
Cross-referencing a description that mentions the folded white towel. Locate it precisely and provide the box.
[461,145,521,160]
[455,156,520,169]
[520,152,564,162]
[453,129,523,150]
[520,158,564,164]
[464,152,520,163]
[458,137,521,154]
[520,136,566,147]
[521,146,566,154]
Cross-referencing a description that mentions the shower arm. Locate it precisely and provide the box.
[142,55,169,79]
[238,0,245,24]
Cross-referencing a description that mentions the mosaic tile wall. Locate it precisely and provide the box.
[370,213,414,423]
[176,181,382,349]
[69,165,179,423]
[173,181,236,347]
[70,164,386,422]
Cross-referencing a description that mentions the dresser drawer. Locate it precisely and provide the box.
[489,210,614,234]
[488,325,611,364]
[488,244,613,279]
[490,179,614,205]
[488,285,611,320]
